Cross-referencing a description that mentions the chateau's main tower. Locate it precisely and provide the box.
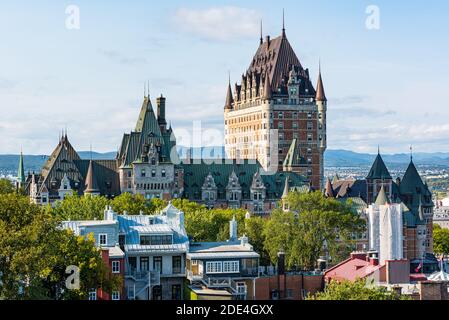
[224,22,327,189]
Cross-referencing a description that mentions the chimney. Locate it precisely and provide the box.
[240,234,249,246]
[156,94,167,127]
[229,216,237,241]
[265,35,270,47]
[369,252,379,266]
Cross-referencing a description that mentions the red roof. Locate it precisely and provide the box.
[325,257,383,282]
[409,273,427,282]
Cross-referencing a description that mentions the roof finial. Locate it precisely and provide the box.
[147,80,150,98]
[378,145,380,155]
[282,8,286,37]
[260,19,263,44]
[144,82,146,98]
[410,145,413,161]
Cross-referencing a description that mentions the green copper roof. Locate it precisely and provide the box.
[366,153,392,180]
[375,185,390,205]
[283,139,306,169]
[181,159,306,201]
[17,152,25,183]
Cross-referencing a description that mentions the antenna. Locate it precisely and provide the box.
[282,8,286,36]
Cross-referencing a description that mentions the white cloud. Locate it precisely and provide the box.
[173,7,260,41]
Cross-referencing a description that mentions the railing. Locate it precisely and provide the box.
[240,267,259,277]
[125,269,160,286]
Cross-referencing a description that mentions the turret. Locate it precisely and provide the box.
[84,160,100,196]
[224,79,234,110]
[156,94,167,130]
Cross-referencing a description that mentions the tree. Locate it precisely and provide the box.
[0,193,120,300]
[310,279,408,300]
[49,193,110,220]
[183,206,247,242]
[244,216,270,265]
[264,191,365,270]
[433,224,449,257]
[0,178,15,195]
[110,192,153,215]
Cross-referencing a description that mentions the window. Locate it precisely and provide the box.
[307,134,312,142]
[172,256,182,274]
[154,256,162,272]
[191,260,198,266]
[307,122,313,130]
[293,122,298,129]
[112,261,120,273]
[111,291,120,300]
[141,169,146,177]
[223,261,239,273]
[140,257,149,271]
[278,112,283,119]
[151,158,156,165]
[151,169,156,177]
[99,234,107,246]
[88,291,97,301]
[172,285,182,300]
[119,234,125,248]
[278,122,284,129]
[140,235,172,245]
[161,169,166,177]
[127,171,132,178]
[287,289,294,298]
[206,261,223,274]
[152,285,162,300]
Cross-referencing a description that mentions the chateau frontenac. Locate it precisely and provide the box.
[224,25,327,190]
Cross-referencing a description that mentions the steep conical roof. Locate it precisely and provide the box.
[375,185,390,205]
[84,160,100,194]
[17,151,25,184]
[400,160,425,194]
[366,153,392,180]
[315,68,327,102]
[324,178,335,198]
[263,72,272,100]
[283,139,306,168]
[282,175,290,199]
[224,81,234,109]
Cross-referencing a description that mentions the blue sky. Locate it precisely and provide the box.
[0,0,448,155]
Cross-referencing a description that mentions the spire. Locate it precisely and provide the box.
[282,9,286,38]
[410,145,413,162]
[282,175,290,199]
[324,177,334,198]
[17,150,25,184]
[315,63,327,102]
[263,72,272,100]
[84,160,100,195]
[224,75,234,110]
[260,20,263,45]
[375,185,390,205]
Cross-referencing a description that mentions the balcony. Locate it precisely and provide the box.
[125,269,160,286]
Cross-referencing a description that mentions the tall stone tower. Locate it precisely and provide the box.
[224,21,327,189]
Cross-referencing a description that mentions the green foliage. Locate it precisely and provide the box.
[310,279,409,300]
[264,191,365,270]
[0,193,120,300]
[50,193,109,220]
[110,192,154,215]
[0,178,15,195]
[184,206,246,242]
[244,216,270,265]
[433,224,449,256]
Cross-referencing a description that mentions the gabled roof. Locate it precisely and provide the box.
[366,153,392,180]
[324,178,335,198]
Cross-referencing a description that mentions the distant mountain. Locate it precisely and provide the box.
[324,149,449,167]
[0,152,116,176]
[1,148,448,176]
